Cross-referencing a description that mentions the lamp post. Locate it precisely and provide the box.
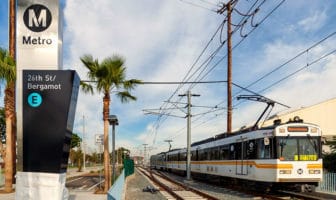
[108,115,118,183]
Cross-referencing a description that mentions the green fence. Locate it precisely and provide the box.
[317,173,336,193]
[123,159,134,177]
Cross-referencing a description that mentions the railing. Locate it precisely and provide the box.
[107,169,125,200]
[0,166,3,187]
[107,159,135,200]
[317,173,336,193]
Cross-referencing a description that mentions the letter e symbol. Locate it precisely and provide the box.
[28,92,42,107]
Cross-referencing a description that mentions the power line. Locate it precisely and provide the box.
[147,18,229,140]
[177,0,219,12]
[258,48,336,94]
[189,0,285,90]
[141,80,227,84]
[234,31,336,96]
[198,0,219,7]
[232,47,336,109]
[149,0,286,147]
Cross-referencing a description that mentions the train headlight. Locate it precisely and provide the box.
[309,170,321,174]
[279,170,292,174]
[310,127,318,133]
[279,128,286,133]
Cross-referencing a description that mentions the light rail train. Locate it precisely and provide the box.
[150,117,323,192]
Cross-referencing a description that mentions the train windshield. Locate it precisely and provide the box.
[278,136,320,161]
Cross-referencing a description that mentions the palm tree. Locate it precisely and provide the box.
[80,54,142,192]
[0,48,15,192]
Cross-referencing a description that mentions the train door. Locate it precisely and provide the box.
[236,137,248,175]
[178,152,180,169]
[196,148,201,171]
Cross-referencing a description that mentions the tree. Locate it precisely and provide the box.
[69,148,83,172]
[0,107,5,158]
[0,48,15,192]
[68,133,83,171]
[80,54,142,192]
[322,152,336,173]
[0,107,5,143]
[71,133,82,149]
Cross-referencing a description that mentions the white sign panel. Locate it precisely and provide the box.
[16,0,63,171]
[17,0,62,69]
[95,134,104,145]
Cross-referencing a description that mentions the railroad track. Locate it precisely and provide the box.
[138,167,336,200]
[137,167,219,200]
[277,190,336,200]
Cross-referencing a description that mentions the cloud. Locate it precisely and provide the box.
[63,0,220,154]
[298,10,327,32]
[61,0,336,158]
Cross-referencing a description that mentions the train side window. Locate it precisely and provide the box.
[229,144,235,160]
[210,147,219,160]
[199,149,204,160]
[204,149,209,160]
[246,140,257,159]
[258,138,273,159]
[236,143,242,159]
[191,150,195,161]
[182,152,186,161]
[220,145,229,160]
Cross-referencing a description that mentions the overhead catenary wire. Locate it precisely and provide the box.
[177,0,219,12]
[258,48,336,94]
[184,0,273,92]
[184,44,336,127]
[152,0,261,128]
[145,1,335,153]
[233,31,336,97]
[148,17,229,138]
[149,0,286,147]
[188,0,284,91]
[151,81,273,146]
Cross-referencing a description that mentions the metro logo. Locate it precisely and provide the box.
[23,4,52,32]
[29,9,47,27]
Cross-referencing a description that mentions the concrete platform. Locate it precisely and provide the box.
[124,168,165,200]
[0,191,106,200]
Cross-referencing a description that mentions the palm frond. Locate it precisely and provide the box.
[80,81,94,94]
[79,53,141,103]
[123,79,143,90]
[80,54,100,81]
[116,91,137,103]
[0,48,15,83]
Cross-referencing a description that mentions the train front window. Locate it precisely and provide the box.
[278,136,320,161]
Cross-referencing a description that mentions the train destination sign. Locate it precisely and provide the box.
[22,70,79,173]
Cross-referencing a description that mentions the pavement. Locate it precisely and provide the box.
[124,168,166,200]
[0,166,106,200]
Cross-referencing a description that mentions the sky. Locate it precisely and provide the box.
[1,0,336,158]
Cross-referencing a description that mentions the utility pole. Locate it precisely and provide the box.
[82,115,86,171]
[164,139,173,151]
[143,144,148,167]
[9,0,15,58]
[217,0,261,134]
[179,90,200,180]
[226,1,233,134]
[217,1,233,134]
